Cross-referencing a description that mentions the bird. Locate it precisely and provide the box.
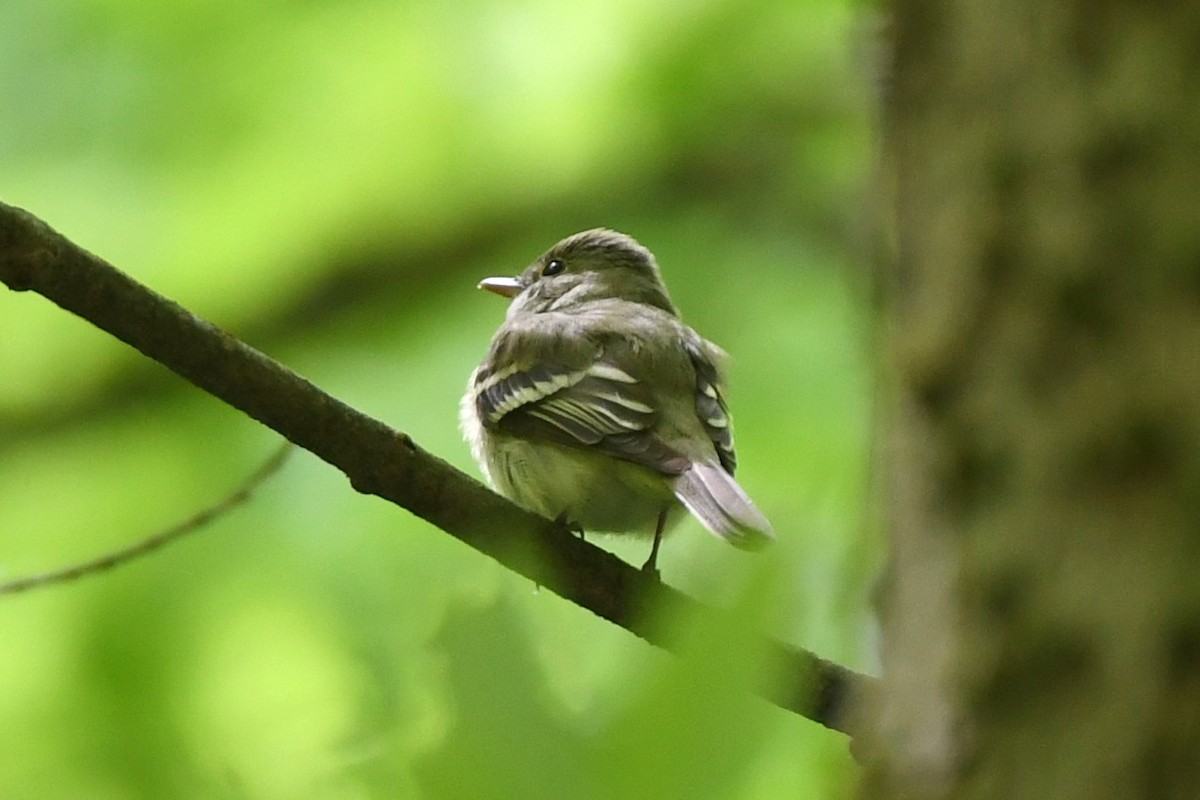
[460,228,773,571]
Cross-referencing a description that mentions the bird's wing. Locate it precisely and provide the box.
[685,340,737,475]
[473,356,692,476]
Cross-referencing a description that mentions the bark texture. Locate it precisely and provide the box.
[874,2,1200,797]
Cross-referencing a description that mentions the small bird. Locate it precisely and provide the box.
[460,229,773,571]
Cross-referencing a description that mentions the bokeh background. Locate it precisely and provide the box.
[1,0,877,797]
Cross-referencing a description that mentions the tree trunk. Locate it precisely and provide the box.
[870,2,1200,797]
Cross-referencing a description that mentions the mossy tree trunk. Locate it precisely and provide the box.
[870,2,1200,797]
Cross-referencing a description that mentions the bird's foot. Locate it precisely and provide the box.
[553,512,586,541]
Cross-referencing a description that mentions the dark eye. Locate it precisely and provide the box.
[542,259,565,277]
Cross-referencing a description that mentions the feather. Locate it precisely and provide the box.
[473,358,691,475]
[672,462,774,549]
[687,342,737,474]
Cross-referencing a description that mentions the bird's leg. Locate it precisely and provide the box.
[641,509,668,578]
[554,511,585,541]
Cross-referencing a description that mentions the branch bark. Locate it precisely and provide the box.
[0,200,873,735]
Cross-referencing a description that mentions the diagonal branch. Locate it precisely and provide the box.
[0,200,875,735]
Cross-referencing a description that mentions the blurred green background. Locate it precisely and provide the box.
[1,0,876,797]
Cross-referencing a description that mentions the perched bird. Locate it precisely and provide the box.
[460,229,773,570]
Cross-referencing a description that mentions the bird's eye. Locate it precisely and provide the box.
[542,259,565,277]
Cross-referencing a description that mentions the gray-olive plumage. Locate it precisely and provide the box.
[460,229,773,562]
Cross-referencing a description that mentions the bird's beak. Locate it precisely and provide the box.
[478,276,523,298]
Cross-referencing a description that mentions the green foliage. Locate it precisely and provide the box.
[0,0,874,796]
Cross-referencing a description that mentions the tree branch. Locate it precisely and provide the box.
[0,200,874,734]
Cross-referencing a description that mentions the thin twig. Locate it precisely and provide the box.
[0,442,292,596]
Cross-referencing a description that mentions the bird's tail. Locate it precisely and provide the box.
[672,462,774,550]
